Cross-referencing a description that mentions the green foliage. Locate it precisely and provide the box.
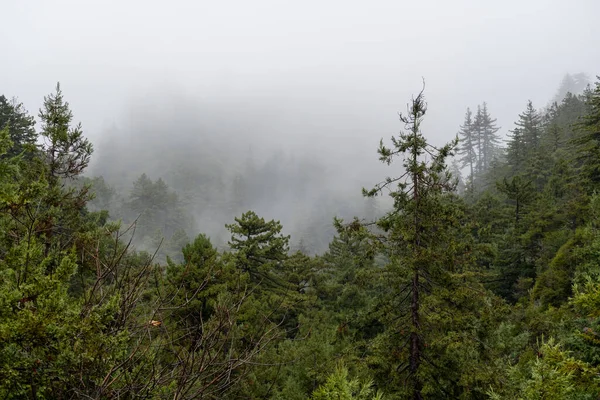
[4,75,600,399]
[39,83,93,182]
[311,364,384,400]
[226,210,290,285]
[574,77,600,190]
[0,95,37,158]
[489,340,600,400]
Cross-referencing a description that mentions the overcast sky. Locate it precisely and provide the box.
[2,0,599,159]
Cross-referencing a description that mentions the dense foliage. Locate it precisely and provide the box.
[2,75,600,398]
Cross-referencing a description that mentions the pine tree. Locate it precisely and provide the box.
[473,104,484,180]
[494,176,537,299]
[0,95,37,158]
[516,101,543,152]
[364,87,459,399]
[479,102,502,175]
[552,72,589,104]
[573,77,600,190]
[38,83,92,183]
[506,101,543,177]
[449,159,465,195]
[226,210,290,286]
[311,364,384,400]
[127,173,190,243]
[457,108,477,191]
[506,124,525,173]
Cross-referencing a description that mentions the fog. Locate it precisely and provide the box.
[2,0,600,253]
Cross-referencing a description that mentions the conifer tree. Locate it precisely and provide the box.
[0,95,37,158]
[515,101,542,152]
[553,72,589,104]
[473,104,484,180]
[457,108,477,191]
[479,102,502,174]
[364,87,459,399]
[506,101,542,177]
[226,210,290,286]
[38,83,92,183]
[574,77,600,190]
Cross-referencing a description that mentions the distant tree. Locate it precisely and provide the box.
[449,158,466,194]
[573,77,600,191]
[0,95,37,157]
[127,173,189,240]
[506,124,525,173]
[546,92,587,145]
[38,83,92,183]
[517,101,543,151]
[479,102,502,175]
[506,101,542,176]
[473,104,484,179]
[493,176,537,299]
[457,108,477,191]
[226,210,290,286]
[553,72,589,104]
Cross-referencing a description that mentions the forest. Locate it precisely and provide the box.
[1,72,600,399]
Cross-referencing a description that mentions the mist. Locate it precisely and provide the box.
[2,0,600,252]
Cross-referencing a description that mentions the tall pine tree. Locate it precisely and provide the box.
[364,87,459,399]
[457,108,477,192]
[479,102,502,175]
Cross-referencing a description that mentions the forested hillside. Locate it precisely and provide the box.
[2,74,600,399]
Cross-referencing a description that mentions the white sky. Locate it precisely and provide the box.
[2,0,599,157]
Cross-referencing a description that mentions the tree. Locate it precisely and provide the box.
[363,86,459,399]
[494,176,537,299]
[479,102,502,175]
[311,364,384,400]
[0,105,158,398]
[552,72,589,104]
[506,101,543,181]
[516,101,543,152]
[38,83,92,183]
[457,108,477,192]
[226,210,290,286]
[0,95,37,158]
[573,77,600,191]
[126,173,191,249]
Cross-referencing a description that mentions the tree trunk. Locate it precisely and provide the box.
[410,271,422,400]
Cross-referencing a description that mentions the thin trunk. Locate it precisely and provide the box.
[469,153,474,193]
[409,119,423,400]
[410,271,422,400]
[476,133,482,181]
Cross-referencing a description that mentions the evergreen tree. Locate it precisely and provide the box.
[127,173,191,246]
[311,364,384,400]
[457,108,477,192]
[364,88,459,399]
[479,102,502,175]
[516,101,543,152]
[506,123,525,174]
[226,210,290,286]
[552,72,589,104]
[573,77,600,191]
[473,104,484,180]
[449,159,466,194]
[0,95,37,158]
[38,83,92,183]
[494,176,537,299]
[506,101,543,178]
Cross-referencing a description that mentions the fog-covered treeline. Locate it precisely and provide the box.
[3,72,600,398]
[84,99,386,257]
